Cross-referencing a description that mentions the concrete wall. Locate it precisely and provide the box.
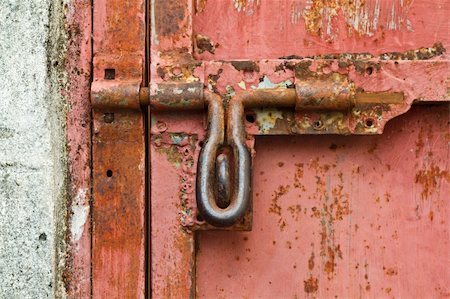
[0,0,67,297]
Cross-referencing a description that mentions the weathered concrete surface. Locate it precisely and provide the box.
[0,0,67,297]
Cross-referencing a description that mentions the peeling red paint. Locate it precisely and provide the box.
[194,1,450,59]
[64,0,92,297]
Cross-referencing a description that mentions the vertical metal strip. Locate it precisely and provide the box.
[149,0,196,297]
[92,111,145,297]
[92,0,146,296]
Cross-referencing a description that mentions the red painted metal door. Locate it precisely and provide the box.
[149,1,449,298]
[91,0,449,298]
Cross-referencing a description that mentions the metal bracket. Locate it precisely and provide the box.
[147,78,406,228]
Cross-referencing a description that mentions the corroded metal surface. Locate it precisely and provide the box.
[92,111,145,297]
[91,80,142,110]
[197,104,450,298]
[91,0,146,296]
[202,58,449,135]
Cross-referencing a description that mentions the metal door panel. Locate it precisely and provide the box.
[196,105,449,298]
[193,0,450,59]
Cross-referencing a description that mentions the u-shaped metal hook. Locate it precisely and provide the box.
[196,91,251,227]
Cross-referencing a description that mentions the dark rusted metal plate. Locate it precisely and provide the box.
[91,0,146,296]
[92,111,145,297]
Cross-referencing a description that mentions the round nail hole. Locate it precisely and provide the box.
[366,66,373,75]
[106,170,113,177]
[312,120,323,130]
[365,118,375,128]
[198,141,204,148]
[104,113,114,123]
[245,114,256,123]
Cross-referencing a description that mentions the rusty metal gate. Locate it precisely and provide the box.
[89,0,449,298]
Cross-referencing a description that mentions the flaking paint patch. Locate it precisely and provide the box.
[302,0,414,40]
[252,76,292,89]
[233,0,261,14]
[256,109,284,133]
[71,188,89,243]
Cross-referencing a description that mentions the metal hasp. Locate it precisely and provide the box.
[94,57,443,230]
[149,80,405,227]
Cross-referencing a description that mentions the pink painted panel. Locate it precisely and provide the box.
[196,104,449,298]
[65,0,92,297]
[193,0,450,59]
[150,111,206,297]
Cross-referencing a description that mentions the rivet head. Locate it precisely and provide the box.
[155,121,167,133]
[171,66,182,77]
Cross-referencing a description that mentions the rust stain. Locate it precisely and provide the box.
[195,0,208,13]
[364,262,371,291]
[308,251,315,270]
[380,42,446,60]
[195,34,218,54]
[304,275,319,293]
[268,185,290,231]
[160,231,195,298]
[415,128,425,158]
[293,163,306,191]
[415,163,450,200]
[295,42,445,61]
[428,211,434,222]
[286,241,293,249]
[268,185,290,216]
[384,267,398,276]
[367,141,378,154]
[288,204,302,221]
[323,244,342,277]
[308,159,349,278]
[92,112,145,297]
[231,60,260,72]
[155,0,187,36]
